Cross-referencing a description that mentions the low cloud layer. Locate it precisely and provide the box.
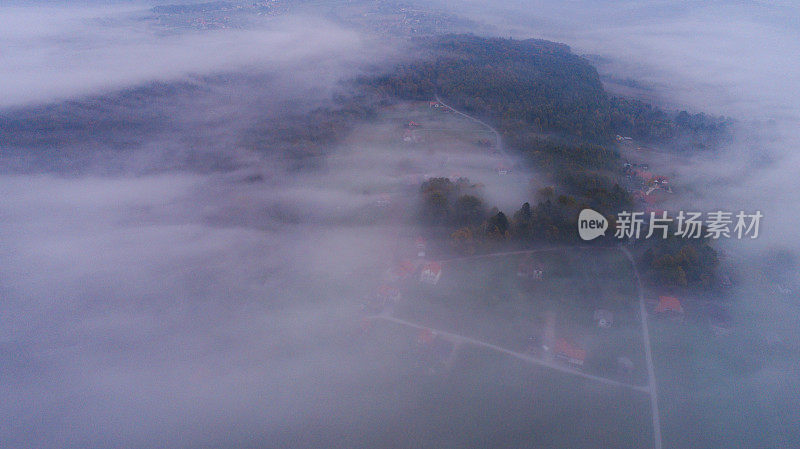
[0,4,371,107]
[2,1,800,448]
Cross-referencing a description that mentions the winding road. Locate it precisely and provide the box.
[368,98,664,449]
[435,95,510,162]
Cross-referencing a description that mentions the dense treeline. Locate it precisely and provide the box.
[242,92,380,168]
[367,34,729,146]
[641,230,720,289]
[420,177,627,256]
[391,35,721,289]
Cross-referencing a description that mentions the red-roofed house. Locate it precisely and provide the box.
[420,262,442,285]
[554,339,586,367]
[655,296,684,314]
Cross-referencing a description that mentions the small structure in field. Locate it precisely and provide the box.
[402,129,420,143]
[593,309,614,328]
[655,296,684,316]
[420,262,442,285]
[554,339,586,367]
[617,356,634,375]
[517,258,544,280]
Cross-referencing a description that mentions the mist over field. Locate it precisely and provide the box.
[1,1,799,448]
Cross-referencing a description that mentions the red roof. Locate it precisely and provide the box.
[422,262,441,274]
[554,339,586,362]
[656,296,683,313]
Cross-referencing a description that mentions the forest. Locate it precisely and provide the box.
[375,34,724,288]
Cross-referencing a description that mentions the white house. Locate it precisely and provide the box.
[420,262,442,285]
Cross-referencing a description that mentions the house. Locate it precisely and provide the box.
[651,175,669,186]
[402,129,420,143]
[405,120,421,128]
[517,258,544,280]
[655,296,684,315]
[554,339,586,367]
[593,309,614,328]
[428,100,442,108]
[617,356,634,374]
[420,262,442,285]
[414,237,427,257]
[497,165,509,175]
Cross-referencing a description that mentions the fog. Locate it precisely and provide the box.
[2,1,799,448]
[434,1,800,447]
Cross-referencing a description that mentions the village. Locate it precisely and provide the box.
[330,98,746,449]
[293,91,769,449]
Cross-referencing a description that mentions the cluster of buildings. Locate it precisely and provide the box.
[345,3,472,37]
[402,121,422,144]
[149,1,287,31]
[623,161,673,211]
[363,237,444,313]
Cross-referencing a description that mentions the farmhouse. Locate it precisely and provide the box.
[554,339,586,367]
[420,262,442,285]
[655,296,684,315]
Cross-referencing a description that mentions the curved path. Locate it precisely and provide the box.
[370,313,650,393]
[375,244,664,449]
[435,95,511,162]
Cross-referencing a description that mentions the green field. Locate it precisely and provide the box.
[394,248,648,383]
